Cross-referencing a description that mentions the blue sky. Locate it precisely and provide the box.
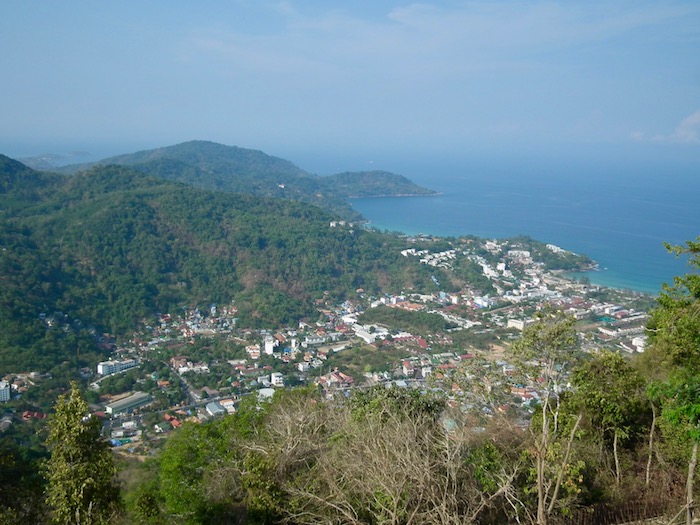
[1,1,699,171]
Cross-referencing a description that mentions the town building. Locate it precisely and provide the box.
[105,392,151,416]
[270,372,284,387]
[97,358,139,376]
[0,380,10,402]
[507,318,533,331]
[264,335,276,355]
[205,401,226,417]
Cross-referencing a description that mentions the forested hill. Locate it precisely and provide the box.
[0,154,64,208]
[321,170,437,198]
[52,141,436,219]
[0,158,441,372]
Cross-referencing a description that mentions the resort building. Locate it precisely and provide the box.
[97,359,139,376]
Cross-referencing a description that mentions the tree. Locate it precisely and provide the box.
[645,238,700,525]
[510,308,583,525]
[0,436,47,524]
[571,350,647,486]
[43,382,119,525]
[158,417,240,524]
[447,354,512,415]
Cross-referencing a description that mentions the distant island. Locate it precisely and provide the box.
[25,140,437,221]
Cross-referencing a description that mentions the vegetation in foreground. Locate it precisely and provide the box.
[1,237,697,525]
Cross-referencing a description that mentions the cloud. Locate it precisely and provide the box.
[6,0,697,152]
[186,1,699,76]
[671,110,700,143]
[632,110,700,144]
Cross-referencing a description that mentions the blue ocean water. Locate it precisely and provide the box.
[350,159,699,295]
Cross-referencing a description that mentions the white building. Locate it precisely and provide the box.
[97,359,139,376]
[508,250,531,259]
[220,398,237,414]
[264,335,276,355]
[352,324,389,345]
[0,381,10,402]
[473,296,495,309]
[546,244,566,254]
[270,372,284,387]
[507,318,533,331]
[632,335,647,352]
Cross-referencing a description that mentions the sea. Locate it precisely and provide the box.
[349,157,699,296]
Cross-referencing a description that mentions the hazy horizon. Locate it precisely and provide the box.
[2,1,699,174]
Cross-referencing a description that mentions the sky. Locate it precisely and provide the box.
[1,1,699,172]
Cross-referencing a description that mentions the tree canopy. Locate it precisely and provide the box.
[43,382,119,524]
[0,159,439,371]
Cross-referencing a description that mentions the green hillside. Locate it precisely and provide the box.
[0,158,440,371]
[56,141,437,219]
[321,170,437,197]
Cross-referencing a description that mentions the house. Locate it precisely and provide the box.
[205,401,226,417]
[270,372,284,387]
[246,345,261,360]
[507,318,533,331]
[22,410,47,420]
[177,361,210,375]
[193,386,220,400]
[219,398,237,414]
[511,386,538,403]
[170,356,189,369]
[318,368,355,388]
[257,388,276,401]
[163,413,182,428]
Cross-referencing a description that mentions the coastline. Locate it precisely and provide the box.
[562,268,659,296]
[347,191,442,199]
[359,215,661,296]
[350,184,690,297]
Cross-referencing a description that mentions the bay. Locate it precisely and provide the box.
[350,158,699,295]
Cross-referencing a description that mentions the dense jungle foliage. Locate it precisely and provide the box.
[55,141,436,220]
[0,155,443,372]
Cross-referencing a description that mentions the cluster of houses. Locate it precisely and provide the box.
[0,372,49,403]
[152,304,239,339]
[2,237,656,455]
[399,240,648,350]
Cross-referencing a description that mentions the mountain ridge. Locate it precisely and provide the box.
[41,140,436,219]
[0,157,442,372]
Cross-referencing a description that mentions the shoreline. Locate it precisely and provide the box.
[561,268,659,296]
[347,191,442,199]
[354,219,666,296]
[361,216,660,295]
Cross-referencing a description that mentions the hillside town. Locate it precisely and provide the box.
[1,235,655,455]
